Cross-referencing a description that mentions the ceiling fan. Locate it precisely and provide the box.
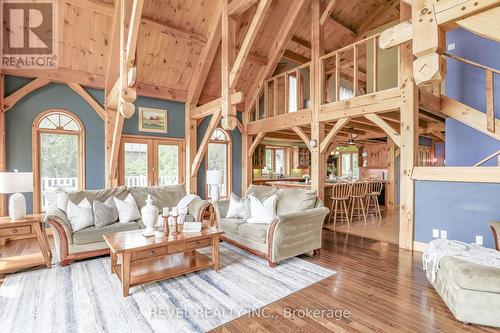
[339,128,359,146]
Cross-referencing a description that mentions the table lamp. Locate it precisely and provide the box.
[206,169,223,202]
[0,170,34,220]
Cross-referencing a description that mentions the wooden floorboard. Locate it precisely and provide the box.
[1,232,499,332]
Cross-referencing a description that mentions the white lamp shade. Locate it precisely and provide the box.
[0,172,34,193]
[206,169,223,185]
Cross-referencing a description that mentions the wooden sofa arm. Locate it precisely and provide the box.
[46,218,71,265]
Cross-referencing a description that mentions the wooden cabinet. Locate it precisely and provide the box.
[252,145,265,168]
[292,147,310,169]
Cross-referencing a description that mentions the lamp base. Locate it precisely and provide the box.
[9,193,27,220]
[209,184,220,202]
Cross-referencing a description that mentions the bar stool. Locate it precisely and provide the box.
[350,181,368,223]
[329,182,352,227]
[366,180,384,221]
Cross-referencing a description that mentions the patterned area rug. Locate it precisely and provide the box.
[0,243,335,333]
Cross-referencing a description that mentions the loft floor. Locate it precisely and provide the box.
[1,231,497,332]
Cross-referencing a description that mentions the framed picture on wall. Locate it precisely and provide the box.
[138,107,168,133]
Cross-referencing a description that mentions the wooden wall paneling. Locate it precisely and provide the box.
[187,0,223,105]
[398,1,418,251]
[386,139,396,211]
[3,78,51,111]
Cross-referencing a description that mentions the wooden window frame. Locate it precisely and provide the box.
[118,134,185,187]
[32,109,86,213]
[205,128,232,199]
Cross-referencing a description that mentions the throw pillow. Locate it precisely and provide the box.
[247,194,277,224]
[226,193,251,219]
[93,197,119,228]
[56,192,69,213]
[114,193,141,223]
[66,197,94,232]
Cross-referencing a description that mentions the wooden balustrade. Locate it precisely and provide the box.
[443,53,498,135]
[320,33,384,105]
[250,63,311,122]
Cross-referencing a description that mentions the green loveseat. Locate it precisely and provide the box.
[214,185,329,267]
[45,185,210,266]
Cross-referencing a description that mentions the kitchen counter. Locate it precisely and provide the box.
[266,181,336,188]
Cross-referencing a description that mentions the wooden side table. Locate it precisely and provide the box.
[0,214,52,274]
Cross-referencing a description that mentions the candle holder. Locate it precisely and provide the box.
[163,215,170,235]
[171,215,179,237]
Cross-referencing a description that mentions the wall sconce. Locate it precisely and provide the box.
[309,139,317,148]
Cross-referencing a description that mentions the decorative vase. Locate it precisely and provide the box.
[141,194,158,236]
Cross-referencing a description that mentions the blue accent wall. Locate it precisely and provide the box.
[4,75,242,213]
[414,28,500,248]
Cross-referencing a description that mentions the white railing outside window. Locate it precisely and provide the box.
[41,177,78,209]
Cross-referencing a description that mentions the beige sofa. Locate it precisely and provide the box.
[426,256,500,328]
[45,185,211,266]
[214,185,329,267]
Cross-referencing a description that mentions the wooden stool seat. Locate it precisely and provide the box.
[328,182,352,228]
[350,181,368,223]
[366,180,384,221]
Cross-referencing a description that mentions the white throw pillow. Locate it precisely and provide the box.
[226,193,251,219]
[66,197,94,232]
[114,194,141,223]
[247,194,277,224]
[56,192,69,213]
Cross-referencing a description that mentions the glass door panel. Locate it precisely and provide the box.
[156,144,180,185]
[123,142,149,187]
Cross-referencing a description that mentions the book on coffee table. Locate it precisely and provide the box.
[182,222,203,233]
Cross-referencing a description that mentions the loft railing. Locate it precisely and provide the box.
[443,52,498,134]
[250,62,311,121]
[319,32,390,105]
[249,32,400,123]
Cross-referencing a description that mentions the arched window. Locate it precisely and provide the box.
[32,110,85,212]
[206,128,231,198]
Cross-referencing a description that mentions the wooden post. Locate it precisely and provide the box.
[185,104,197,194]
[0,73,6,216]
[311,0,325,201]
[221,0,237,130]
[242,111,252,192]
[399,1,419,250]
[386,138,396,211]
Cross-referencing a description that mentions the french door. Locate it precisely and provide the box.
[119,135,184,187]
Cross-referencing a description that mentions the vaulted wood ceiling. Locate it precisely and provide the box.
[55,0,399,107]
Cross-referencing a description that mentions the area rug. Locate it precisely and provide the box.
[0,243,335,332]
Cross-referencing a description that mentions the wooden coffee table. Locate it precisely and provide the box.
[103,227,223,296]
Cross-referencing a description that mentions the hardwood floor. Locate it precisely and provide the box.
[1,232,499,332]
[326,209,400,245]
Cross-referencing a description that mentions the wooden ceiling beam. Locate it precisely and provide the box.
[320,0,339,26]
[291,126,312,151]
[228,0,258,16]
[187,0,223,106]
[190,91,243,120]
[230,0,271,89]
[328,16,357,36]
[3,78,51,111]
[356,0,399,37]
[320,117,350,153]
[125,0,144,67]
[191,109,222,177]
[283,50,310,64]
[244,0,309,113]
[364,113,401,147]
[291,35,311,49]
